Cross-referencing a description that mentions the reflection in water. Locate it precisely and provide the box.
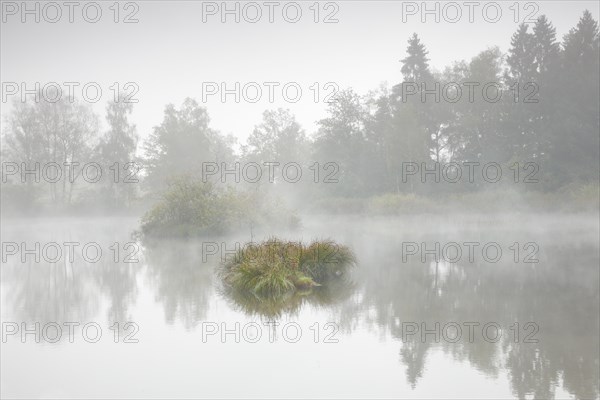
[327,221,600,400]
[142,238,214,328]
[1,218,139,326]
[219,278,355,319]
[1,215,598,399]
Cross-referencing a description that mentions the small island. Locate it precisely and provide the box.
[218,238,356,298]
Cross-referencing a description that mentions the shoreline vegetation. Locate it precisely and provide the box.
[1,182,596,220]
[310,183,600,215]
[2,12,598,221]
[138,179,597,238]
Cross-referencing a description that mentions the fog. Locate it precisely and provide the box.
[1,214,598,398]
[1,1,599,399]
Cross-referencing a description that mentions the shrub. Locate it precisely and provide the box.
[140,175,298,237]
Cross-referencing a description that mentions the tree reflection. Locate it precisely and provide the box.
[0,219,140,340]
[141,238,215,329]
[328,230,599,399]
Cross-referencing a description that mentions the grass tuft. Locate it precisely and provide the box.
[219,238,356,299]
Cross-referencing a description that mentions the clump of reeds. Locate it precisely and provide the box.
[219,238,356,298]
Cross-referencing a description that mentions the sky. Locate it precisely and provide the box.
[1,0,598,151]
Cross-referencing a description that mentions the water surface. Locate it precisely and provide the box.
[1,214,598,399]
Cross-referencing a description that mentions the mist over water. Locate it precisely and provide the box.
[1,1,599,399]
[1,213,598,398]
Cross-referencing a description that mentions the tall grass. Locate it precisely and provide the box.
[219,238,356,299]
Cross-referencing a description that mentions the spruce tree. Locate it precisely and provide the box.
[554,10,600,183]
[532,15,560,75]
[506,23,536,82]
[400,33,433,82]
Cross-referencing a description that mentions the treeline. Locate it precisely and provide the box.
[308,11,599,196]
[1,92,139,213]
[1,11,598,214]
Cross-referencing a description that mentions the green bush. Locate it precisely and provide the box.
[140,176,298,237]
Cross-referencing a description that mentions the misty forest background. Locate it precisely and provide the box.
[2,12,599,220]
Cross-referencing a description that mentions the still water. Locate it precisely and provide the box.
[1,214,598,399]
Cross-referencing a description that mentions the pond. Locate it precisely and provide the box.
[1,213,598,399]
